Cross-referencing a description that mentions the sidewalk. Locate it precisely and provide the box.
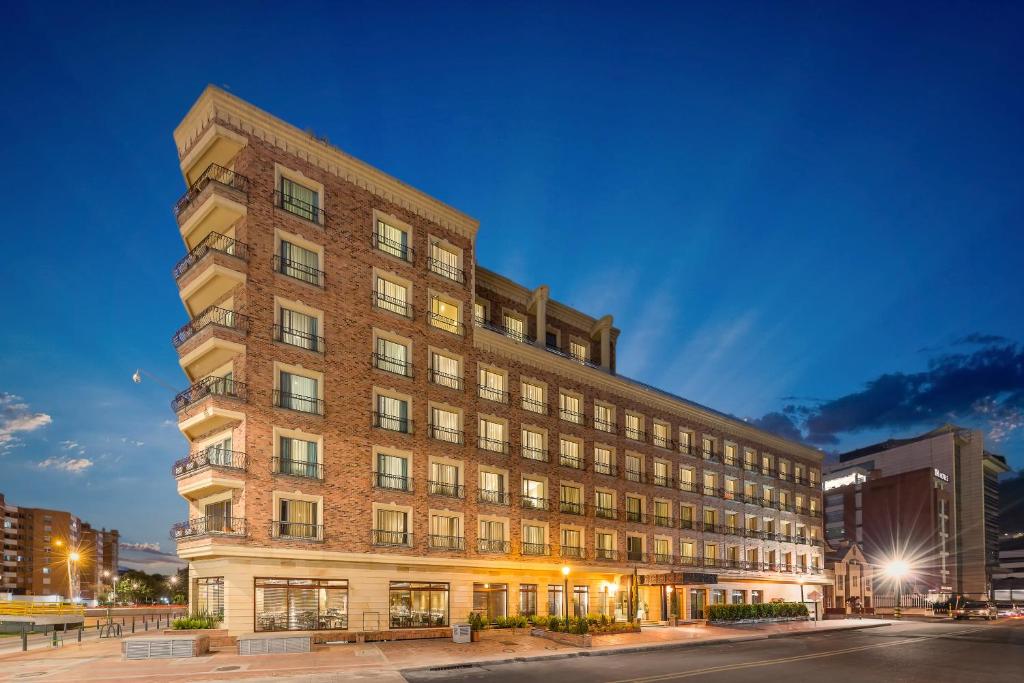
[0,619,894,682]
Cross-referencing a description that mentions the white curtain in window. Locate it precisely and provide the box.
[480,520,503,541]
[432,408,459,431]
[432,462,458,486]
[480,471,503,492]
[377,509,407,533]
[523,525,544,545]
[377,454,407,478]
[430,515,459,537]
[480,419,503,442]
[432,353,458,376]
[281,372,317,399]
[561,529,580,547]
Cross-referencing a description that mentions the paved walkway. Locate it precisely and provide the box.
[0,619,894,682]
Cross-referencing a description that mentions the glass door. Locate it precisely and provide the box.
[689,589,707,620]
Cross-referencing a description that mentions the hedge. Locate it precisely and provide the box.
[706,602,809,621]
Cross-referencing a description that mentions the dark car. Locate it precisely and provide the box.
[953,601,997,620]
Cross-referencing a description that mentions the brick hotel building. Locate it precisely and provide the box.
[169,87,827,635]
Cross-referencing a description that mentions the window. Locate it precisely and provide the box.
[654,500,671,527]
[545,330,559,349]
[625,454,642,482]
[731,590,746,605]
[375,275,411,317]
[376,218,411,261]
[569,340,589,363]
[705,543,719,563]
[724,443,738,467]
[389,581,448,628]
[479,368,507,402]
[479,471,506,505]
[478,418,506,452]
[594,403,614,432]
[522,524,547,554]
[595,491,615,518]
[701,436,715,460]
[653,422,671,449]
[594,446,614,475]
[278,370,321,414]
[679,430,693,454]
[522,428,547,462]
[596,532,615,559]
[521,381,547,413]
[429,296,462,334]
[654,537,671,562]
[519,584,538,616]
[572,585,589,616]
[277,240,323,286]
[743,448,756,471]
[547,584,564,617]
[473,583,508,621]
[429,406,461,444]
[559,438,583,469]
[429,351,461,390]
[625,413,644,441]
[375,394,410,433]
[560,484,583,515]
[280,177,320,222]
[374,508,410,546]
[375,452,409,490]
[626,535,643,561]
[375,337,411,376]
[275,498,320,540]
[195,577,225,617]
[429,462,462,498]
[626,496,643,523]
[473,300,487,324]
[429,242,463,282]
[503,313,526,341]
[429,514,462,549]
[559,392,582,423]
[751,590,763,604]
[522,478,546,509]
[679,505,694,529]
[652,461,670,487]
[680,541,695,562]
[255,578,347,632]
[278,307,322,351]
[679,467,695,493]
[479,520,506,552]
[703,472,717,496]
[202,497,233,530]
[561,528,583,557]
[276,435,321,479]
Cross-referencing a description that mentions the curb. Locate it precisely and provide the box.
[400,621,893,673]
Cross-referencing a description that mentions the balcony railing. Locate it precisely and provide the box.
[652,553,674,565]
[271,521,324,541]
[652,474,674,488]
[427,312,464,335]
[427,257,465,283]
[678,480,698,494]
[475,317,536,344]
[428,481,465,499]
[373,472,412,492]
[371,352,411,377]
[428,368,462,390]
[560,546,585,559]
[478,385,509,403]
[545,344,601,370]
[172,376,246,412]
[559,452,584,470]
[372,233,414,263]
[702,449,720,463]
[172,232,248,281]
[625,428,646,442]
[654,515,675,528]
[478,539,511,553]
[272,457,323,480]
[624,469,644,483]
[478,489,510,506]
[172,449,246,477]
[275,325,325,353]
[559,408,584,424]
[428,425,464,445]
[521,542,550,556]
[172,306,250,348]
[559,501,584,515]
[372,529,412,547]
[520,496,549,511]
[595,506,618,520]
[478,436,510,454]
[653,436,676,451]
[274,189,327,225]
[521,396,548,414]
[373,412,412,433]
[521,445,549,462]
[173,163,250,217]
[595,548,619,561]
[373,291,413,318]
[593,417,616,433]
[593,461,617,477]
[171,516,245,540]
[427,535,465,551]
[625,510,648,524]
[274,390,324,416]
[273,255,325,287]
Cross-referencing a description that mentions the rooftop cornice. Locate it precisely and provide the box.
[173,86,480,240]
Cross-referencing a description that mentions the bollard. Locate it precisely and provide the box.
[132,616,135,633]
[78,625,83,643]
[22,624,28,652]
[52,627,57,647]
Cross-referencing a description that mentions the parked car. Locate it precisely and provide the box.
[952,601,997,620]
[994,602,1020,618]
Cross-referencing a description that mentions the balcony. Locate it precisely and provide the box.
[559,408,584,424]
[171,516,245,542]
[595,506,618,520]
[478,539,510,554]
[373,472,412,492]
[654,515,675,528]
[274,390,324,416]
[653,436,676,451]
[593,461,617,477]
[559,501,584,516]
[475,317,535,344]
[625,428,646,442]
[593,417,616,433]
[624,469,645,484]
[173,376,246,438]
[173,449,246,500]
[274,189,327,226]
[594,548,619,561]
[428,481,465,499]
[625,510,648,524]
[426,312,464,336]
[428,368,462,390]
[372,529,412,547]
[478,384,509,403]
[560,546,585,560]
[373,291,413,318]
[275,255,325,288]
[521,445,549,463]
[372,352,412,377]
[427,535,465,551]
[678,480,698,494]
[478,489,510,506]
[521,542,550,557]
[174,307,250,381]
[372,233,414,263]
[271,521,324,542]
[275,325,325,354]
[428,425,464,445]
[427,257,465,284]
[520,496,549,511]
[175,164,249,249]
[652,474,674,489]
[520,396,548,414]
[702,449,721,464]
[373,412,412,434]
[559,452,584,470]
[477,436,509,454]
[652,553,674,565]
[173,306,249,349]
[272,457,324,480]
[173,232,248,283]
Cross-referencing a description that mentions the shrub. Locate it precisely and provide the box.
[467,612,486,631]
[529,614,549,628]
[171,611,220,630]
[707,602,808,622]
[548,616,560,632]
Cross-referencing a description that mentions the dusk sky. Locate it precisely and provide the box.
[1,2,1021,566]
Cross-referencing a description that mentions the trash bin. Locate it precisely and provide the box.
[452,624,471,644]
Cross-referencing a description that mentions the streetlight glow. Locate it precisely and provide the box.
[886,560,910,579]
[68,551,80,562]
[561,565,570,577]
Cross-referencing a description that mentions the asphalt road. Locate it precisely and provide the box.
[404,620,1024,683]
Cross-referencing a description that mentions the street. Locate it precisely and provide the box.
[404,620,1024,683]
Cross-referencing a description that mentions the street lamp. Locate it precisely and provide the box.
[666,585,675,621]
[561,565,570,620]
[66,551,81,603]
[885,560,910,619]
[798,576,806,603]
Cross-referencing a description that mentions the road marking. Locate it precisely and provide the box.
[608,627,986,683]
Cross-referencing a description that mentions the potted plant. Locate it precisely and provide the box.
[467,612,484,642]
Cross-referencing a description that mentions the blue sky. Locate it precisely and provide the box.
[1,1,1022,563]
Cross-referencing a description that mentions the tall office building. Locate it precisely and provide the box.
[169,86,827,635]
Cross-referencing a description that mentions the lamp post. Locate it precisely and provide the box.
[666,585,675,624]
[798,576,805,603]
[67,551,80,603]
[885,560,910,619]
[561,565,570,620]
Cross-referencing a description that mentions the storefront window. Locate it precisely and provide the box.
[751,590,763,604]
[389,581,449,628]
[473,583,508,622]
[711,589,726,605]
[254,578,348,631]
[547,584,564,617]
[520,584,538,616]
[572,585,589,617]
[731,590,746,605]
[194,577,224,617]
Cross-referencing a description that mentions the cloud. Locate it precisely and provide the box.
[753,335,1024,446]
[120,438,145,447]
[0,393,52,451]
[120,542,162,553]
[749,411,804,442]
[38,456,94,473]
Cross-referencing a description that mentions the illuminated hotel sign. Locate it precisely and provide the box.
[823,471,867,491]
[933,468,950,482]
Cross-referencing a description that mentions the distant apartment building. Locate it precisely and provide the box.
[826,425,1008,600]
[168,86,828,636]
[0,492,118,600]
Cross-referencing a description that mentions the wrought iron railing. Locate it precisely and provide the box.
[172,376,246,412]
[427,256,465,283]
[521,542,550,556]
[595,506,618,520]
[428,368,462,390]
[428,425,464,444]
[477,436,509,453]
[521,445,549,462]
[478,489,510,505]
[625,427,646,442]
[372,352,412,377]
[372,529,412,546]
[173,163,250,217]
[172,449,246,477]
[373,291,414,318]
[560,546,585,559]
[274,189,327,225]
[427,535,465,551]
[595,548,619,561]
[593,417,616,433]
[273,255,325,287]
[520,496,549,511]
[275,325,325,353]
[559,452,584,469]
[172,232,248,280]
[171,516,246,540]
[520,396,548,414]
[559,501,584,515]
[428,481,465,499]
[478,384,509,403]
[372,233,414,262]
[477,539,511,553]
[593,461,617,477]
[373,471,412,491]
[272,456,323,480]
[172,306,250,348]
[271,521,324,541]
[559,408,584,424]
[274,390,324,416]
[426,312,464,335]
[372,411,412,433]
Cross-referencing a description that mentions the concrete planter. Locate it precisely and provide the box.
[708,616,810,625]
[530,625,641,648]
